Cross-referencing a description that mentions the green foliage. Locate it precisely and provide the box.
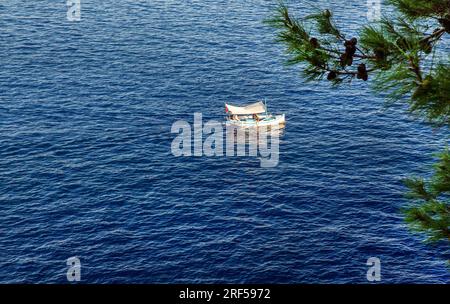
[403,148,450,243]
[305,9,341,37]
[360,17,428,62]
[267,0,450,248]
[387,0,450,20]
[265,4,369,86]
[267,1,449,126]
[410,64,450,124]
[373,62,417,101]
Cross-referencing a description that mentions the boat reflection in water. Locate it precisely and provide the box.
[223,124,284,168]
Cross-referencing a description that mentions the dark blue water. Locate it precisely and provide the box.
[0,0,449,283]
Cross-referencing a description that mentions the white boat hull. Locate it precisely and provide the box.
[225,114,285,129]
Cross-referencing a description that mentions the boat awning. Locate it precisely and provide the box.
[225,101,266,115]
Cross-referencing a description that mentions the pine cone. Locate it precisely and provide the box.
[357,63,368,81]
[347,56,353,66]
[340,51,354,67]
[310,38,320,48]
[345,45,356,57]
[438,15,450,34]
[327,71,337,81]
[357,63,367,73]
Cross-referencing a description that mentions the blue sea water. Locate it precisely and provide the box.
[0,0,449,283]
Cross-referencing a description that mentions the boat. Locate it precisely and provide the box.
[225,100,285,129]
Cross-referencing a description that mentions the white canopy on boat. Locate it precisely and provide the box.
[225,101,266,115]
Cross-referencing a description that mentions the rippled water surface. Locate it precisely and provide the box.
[0,0,449,283]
